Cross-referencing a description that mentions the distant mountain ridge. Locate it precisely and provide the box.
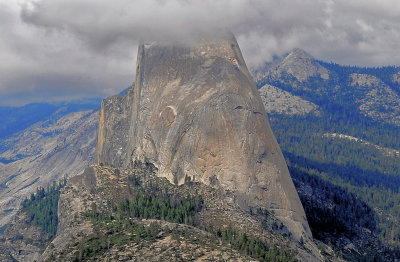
[253,48,400,127]
[0,102,100,227]
[252,49,400,257]
[0,99,101,141]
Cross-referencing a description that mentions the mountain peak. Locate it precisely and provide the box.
[271,48,329,82]
[95,34,312,241]
[287,48,315,61]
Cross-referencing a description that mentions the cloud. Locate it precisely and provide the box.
[0,0,138,105]
[1,0,400,105]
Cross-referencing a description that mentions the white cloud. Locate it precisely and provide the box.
[1,0,400,105]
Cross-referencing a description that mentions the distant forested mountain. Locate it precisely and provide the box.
[253,49,400,257]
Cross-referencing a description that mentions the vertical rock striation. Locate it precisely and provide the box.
[96,32,311,240]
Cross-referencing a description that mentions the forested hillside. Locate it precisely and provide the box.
[269,115,400,247]
[253,49,400,256]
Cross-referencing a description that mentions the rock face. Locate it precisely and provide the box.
[96,33,311,240]
[0,210,48,262]
[95,89,134,167]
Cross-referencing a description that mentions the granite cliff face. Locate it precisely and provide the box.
[95,88,134,167]
[96,33,311,240]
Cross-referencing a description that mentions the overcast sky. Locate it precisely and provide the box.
[1,0,400,106]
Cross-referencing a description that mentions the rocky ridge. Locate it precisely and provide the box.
[259,84,319,115]
[39,163,321,261]
[323,132,400,158]
[252,48,400,127]
[392,71,400,84]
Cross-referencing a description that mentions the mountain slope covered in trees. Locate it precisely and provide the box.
[253,49,400,255]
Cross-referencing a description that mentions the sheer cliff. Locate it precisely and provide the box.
[95,33,311,241]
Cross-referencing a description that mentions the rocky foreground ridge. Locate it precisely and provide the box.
[40,163,321,261]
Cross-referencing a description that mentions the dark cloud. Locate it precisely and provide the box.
[1,0,400,105]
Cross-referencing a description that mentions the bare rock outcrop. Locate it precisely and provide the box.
[392,70,400,85]
[259,84,319,115]
[350,73,400,126]
[96,33,311,241]
[95,89,134,167]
